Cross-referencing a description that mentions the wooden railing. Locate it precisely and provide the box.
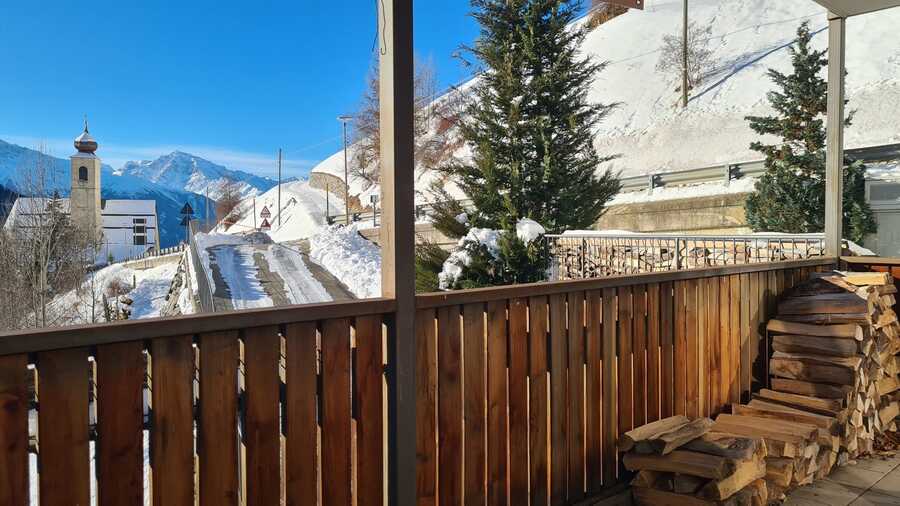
[0,257,836,506]
[413,257,835,505]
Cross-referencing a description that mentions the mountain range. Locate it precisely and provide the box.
[116,151,276,201]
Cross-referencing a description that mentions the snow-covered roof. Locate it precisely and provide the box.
[102,199,156,215]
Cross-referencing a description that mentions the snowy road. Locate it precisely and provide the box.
[208,245,273,310]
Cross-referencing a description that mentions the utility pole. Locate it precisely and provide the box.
[253,198,257,230]
[338,114,352,225]
[682,0,689,109]
[277,148,283,227]
[205,185,210,232]
[325,183,330,222]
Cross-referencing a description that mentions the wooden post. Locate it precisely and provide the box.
[825,13,845,257]
[378,0,416,505]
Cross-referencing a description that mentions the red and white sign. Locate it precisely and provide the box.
[260,206,272,219]
[260,218,271,230]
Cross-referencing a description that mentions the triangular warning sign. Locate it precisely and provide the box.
[260,218,271,230]
[260,205,271,218]
[180,203,194,215]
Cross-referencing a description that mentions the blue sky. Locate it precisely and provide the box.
[0,1,502,178]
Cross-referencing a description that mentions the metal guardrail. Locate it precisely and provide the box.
[188,220,216,313]
[546,233,832,280]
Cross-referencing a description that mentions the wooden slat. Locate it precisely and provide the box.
[508,298,529,505]
[696,277,707,418]
[585,290,603,493]
[729,275,741,404]
[673,281,686,416]
[748,273,761,393]
[684,279,699,419]
[633,285,648,428]
[718,276,730,413]
[601,287,618,486]
[355,315,385,506]
[486,300,508,506]
[97,341,145,506]
[199,332,239,506]
[463,303,486,505]
[244,325,282,506]
[0,354,28,506]
[766,270,777,392]
[617,286,634,434]
[320,319,353,506]
[151,336,194,506]
[739,273,750,402]
[659,282,675,418]
[567,291,585,501]
[707,277,721,417]
[549,294,567,505]
[437,306,462,506]
[38,348,90,506]
[646,284,661,424]
[285,322,319,506]
[529,296,549,505]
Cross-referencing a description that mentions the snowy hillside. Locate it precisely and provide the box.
[309,0,900,198]
[216,179,345,242]
[0,139,214,248]
[117,151,276,200]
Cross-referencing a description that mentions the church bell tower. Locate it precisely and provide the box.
[70,119,102,236]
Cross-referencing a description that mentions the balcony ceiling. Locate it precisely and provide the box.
[813,0,900,17]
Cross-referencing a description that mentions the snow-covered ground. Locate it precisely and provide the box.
[308,0,900,203]
[309,225,381,298]
[216,180,344,242]
[261,244,332,304]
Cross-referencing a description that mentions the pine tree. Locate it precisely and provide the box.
[745,22,876,244]
[420,0,621,291]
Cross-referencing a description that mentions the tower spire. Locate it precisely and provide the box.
[83,114,89,133]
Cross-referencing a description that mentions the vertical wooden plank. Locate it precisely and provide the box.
[463,303,486,505]
[718,276,731,412]
[199,332,239,506]
[728,275,741,404]
[766,270,777,390]
[356,315,385,506]
[38,348,90,506]
[659,282,675,419]
[566,292,585,502]
[97,341,145,506]
[696,278,707,418]
[706,278,721,417]
[601,287,618,486]
[646,284,661,423]
[616,286,633,435]
[320,319,354,506]
[150,336,194,506]
[529,296,549,506]
[0,354,29,506]
[684,279,699,419]
[739,273,751,402]
[437,306,462,506]
[486,300,508,506]
[585,290,603,494]
[508,299,529,505]
[244,326,283,506]
[632,285,647,428]
[549,294,567,505]
[286,322,319,506]
[415,310,438,506]
[752,273,766,393]
[673,281,686,416]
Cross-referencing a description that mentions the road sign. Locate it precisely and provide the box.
[260,205,271,219]
[180,202,194,216]
[260,218,271,230]
[180,216,191,226]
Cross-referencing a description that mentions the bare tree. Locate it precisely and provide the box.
[588,1,629,29]
[656,22,715,94]
[216,178,244,230]
[349,56,458,190]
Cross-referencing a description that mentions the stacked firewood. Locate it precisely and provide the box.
[765,270,900,467]
[625,270,900,505]
[622,416,770,505]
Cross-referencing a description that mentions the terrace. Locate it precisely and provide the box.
[1,1,899,506]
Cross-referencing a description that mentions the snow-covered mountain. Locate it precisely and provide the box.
[116,151,276,201]
[310,0,900,198]
[0,139,214,248]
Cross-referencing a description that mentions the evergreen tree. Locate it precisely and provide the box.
[745,22,876,244]
[420,0,620,291]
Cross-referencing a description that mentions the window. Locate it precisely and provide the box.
[134,226,146,234]
[78,166,88,181]
[133,218,146,224]
[134,235,146,246]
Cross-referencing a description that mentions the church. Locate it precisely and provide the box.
[5,123,160,262]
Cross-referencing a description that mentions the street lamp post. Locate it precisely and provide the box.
[338,114,353,225]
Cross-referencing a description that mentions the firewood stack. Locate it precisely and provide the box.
[765,270,900,467]
[625,271,900,505]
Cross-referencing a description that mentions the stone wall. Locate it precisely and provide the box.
[597,193,752,234]
[308,172,365,212]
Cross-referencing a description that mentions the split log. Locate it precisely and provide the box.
[778,293,871,316]
[682,432,764,461]
[673,474,707,495]
[769,356,858,386]
[765,457,794,488]
[766,319,863,341]
[634,418,714,455]
[698,457,766,501]
[618,414,690,452]
[768,378,854,402]
[771,334,860,358]
[623,450,737,480]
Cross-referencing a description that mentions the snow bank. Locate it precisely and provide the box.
[516,218,546,244]
[309,225,382,299]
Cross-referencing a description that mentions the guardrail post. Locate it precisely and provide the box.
[674,237,682,270]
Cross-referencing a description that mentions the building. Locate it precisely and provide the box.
[5,123,159,262]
